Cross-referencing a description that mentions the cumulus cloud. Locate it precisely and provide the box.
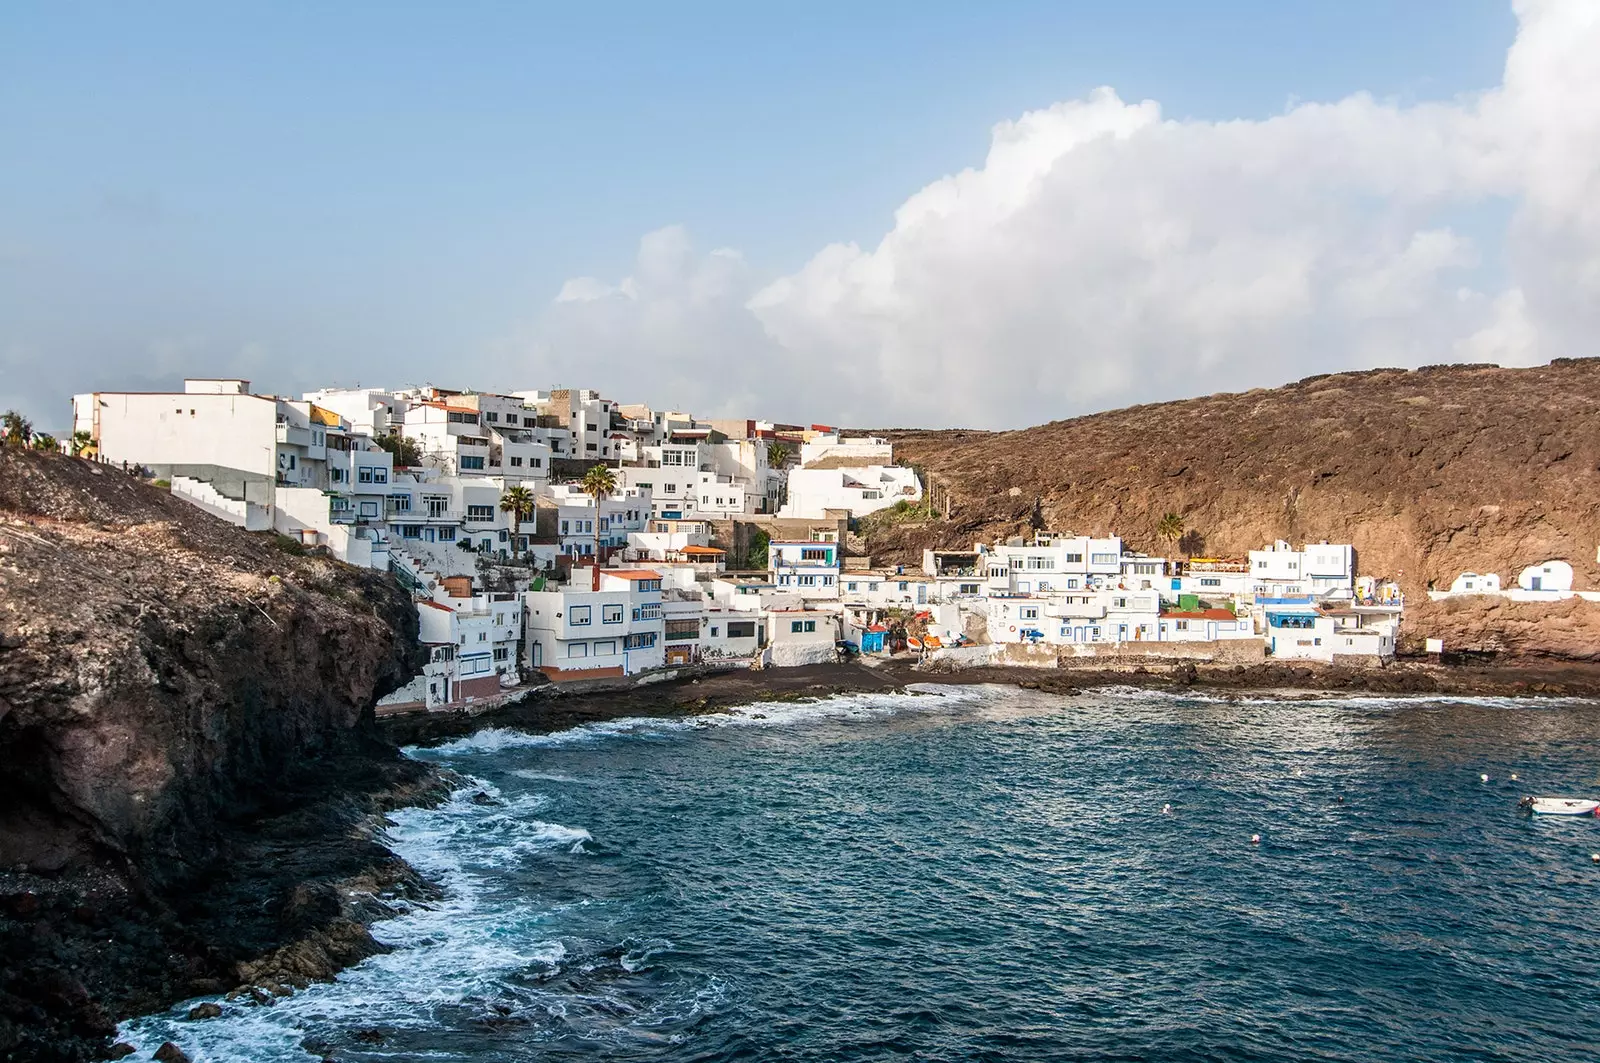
[534,0,1600,429]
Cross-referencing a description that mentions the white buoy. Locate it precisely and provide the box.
[1510,773,1519,781]
[1293,768,1304,778]
[1162,804,1172,815]
[1592,853,1599,864]
[1480,774,1490,783]
[1251,834,1261,845]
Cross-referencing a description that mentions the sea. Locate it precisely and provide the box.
[121,684,1600,1062]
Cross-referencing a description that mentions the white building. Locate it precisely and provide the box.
[523,568,665,678]
[1248,541,1355,598]
[986,588,1163,645]
[797,434,894,466]
[839,570,933,608]
[765,608,841,667]
[770,539,841,600]
[1265,605,1398,663]
[1517,559,1574,593]
[778,464,921,520]
[72,379,394,568]
[539,483,652,558]
[980,534,1126,596]
[617,442,767,519]
[1168,559,1255,601]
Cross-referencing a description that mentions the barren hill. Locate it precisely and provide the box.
[866,360,1600,657]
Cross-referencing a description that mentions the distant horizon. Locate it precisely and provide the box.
[6,1,1597,430]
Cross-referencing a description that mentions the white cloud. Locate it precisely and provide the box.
[535,0,1600,428]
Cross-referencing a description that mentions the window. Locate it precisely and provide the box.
[510,456,523,467]
[1027,556,1051,569]
[664,483,677,493]
[847,582,858,591]
[460,456,486,470]
[710,626,719,637]
[1021,607,1038,620]
[1115,597,1127,608]
[1092,553,1117,565]
[593,639,618,655]
[728,620,756,639]
[800,547,829,562]
[567,642,588,658]
[524,416,537,428]
[388,494,411,513]
[400,525,422,539]
[467,505,495,522]
[624,632,655,649]
[359,501,379,518]
[1176,620,1189,631]
[460,654,491,675]
[791,620,804,633]
[665,619,699,640]
[570,606,592,626]
[493,647,508,662]
[898,582,908,591]
[602,604,623,624]
[1201,578,1221,587]
[498,530,508,542]
[959,583,979,595]
[485,412,498,422]
[331,467,348,483]
[438,527,456,542]
[561,520,569,534]
[1063,552,1083,564]
[798,575,817,586]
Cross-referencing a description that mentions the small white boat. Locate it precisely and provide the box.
[1521,797,1600,816]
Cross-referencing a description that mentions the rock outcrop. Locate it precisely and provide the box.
[0,450,431,1060]
[867,360,1600,658]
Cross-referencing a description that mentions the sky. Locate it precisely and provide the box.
[4,0,1595,432]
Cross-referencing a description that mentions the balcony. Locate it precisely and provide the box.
[275,423,312,446]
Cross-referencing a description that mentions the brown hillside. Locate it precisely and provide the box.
[865,360,1600,652]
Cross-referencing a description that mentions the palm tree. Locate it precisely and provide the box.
[499,485,536,546]
[1156,512,1185,552]
[70,429,93,456]
[766,441,789,470]
[31,433,58,453]
[1,410,32,448]
[580,464,618,591]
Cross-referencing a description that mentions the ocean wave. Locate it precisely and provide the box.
[411,686,995,761]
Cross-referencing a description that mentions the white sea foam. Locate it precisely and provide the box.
[116,783,589,1061]
[409,685,994,761]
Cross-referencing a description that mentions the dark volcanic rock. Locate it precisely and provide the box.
[0,450,438,1061]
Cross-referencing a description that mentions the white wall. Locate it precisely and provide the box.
[90,392,280,478]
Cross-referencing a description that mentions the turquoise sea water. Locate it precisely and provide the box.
[123,685,1600,1061]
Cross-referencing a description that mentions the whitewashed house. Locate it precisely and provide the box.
[764,608,841,667]
[1249,541,1355,598]
[770,539,841,600]
[1517,560,1574,593]
[523,568,665,678]
[778,464,921,520]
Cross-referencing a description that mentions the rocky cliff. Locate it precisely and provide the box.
[0,450,431,1060]
[867,360,1600,658]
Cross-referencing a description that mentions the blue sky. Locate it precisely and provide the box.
[0,1,1528,428]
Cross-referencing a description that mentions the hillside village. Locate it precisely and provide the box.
[60,376,1593,712]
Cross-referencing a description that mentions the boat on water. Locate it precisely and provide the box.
[1520,797,1600,816]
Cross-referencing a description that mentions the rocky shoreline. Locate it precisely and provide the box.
[381,654,1600,748]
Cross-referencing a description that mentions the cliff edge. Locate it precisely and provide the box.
[0,450,431,1060]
